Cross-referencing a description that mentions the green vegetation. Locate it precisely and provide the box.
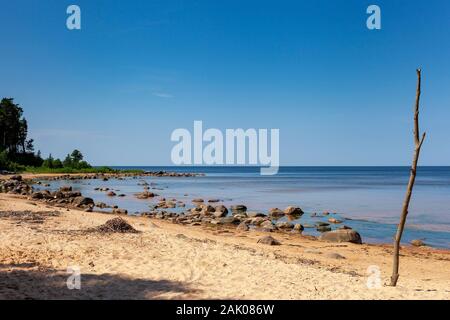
[0,97,141,174]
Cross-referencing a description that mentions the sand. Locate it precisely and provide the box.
[0,193,449,300]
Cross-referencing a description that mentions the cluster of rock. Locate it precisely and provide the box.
[0,175,366,246]
[144,202,308,234]
[144,171,205,177]
[0,175,32,195]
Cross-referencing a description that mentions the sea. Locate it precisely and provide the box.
[37,166,450,248]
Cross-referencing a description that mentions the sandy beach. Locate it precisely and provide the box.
[0,185,449,300]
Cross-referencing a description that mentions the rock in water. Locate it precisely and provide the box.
[268,208,285,218]
[316,226,332,232]
[411,239,426,247]
[213,205,228,218]
[72,196,95,207]
[293,224,304,233]
[284,206,304,216]
[231,205,247,213]
[257,236,281,246]
[319,229,362,244]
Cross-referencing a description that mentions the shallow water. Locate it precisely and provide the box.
[36,166,450,248]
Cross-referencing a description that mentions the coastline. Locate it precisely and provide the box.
[0,173,449,299]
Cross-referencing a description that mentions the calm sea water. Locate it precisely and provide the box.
[38,166,450,248]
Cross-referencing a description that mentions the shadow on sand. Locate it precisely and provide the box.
[0,264,196,300]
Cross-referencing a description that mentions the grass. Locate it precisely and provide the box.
[23,166,144,174]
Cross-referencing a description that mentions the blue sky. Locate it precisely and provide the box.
[1,0,449,166]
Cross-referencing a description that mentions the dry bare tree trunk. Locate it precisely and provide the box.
[390,69,426,287]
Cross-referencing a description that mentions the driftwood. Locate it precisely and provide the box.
[390,69,426,286]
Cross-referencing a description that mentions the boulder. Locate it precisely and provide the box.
[276,221,294,229]
[107,191,116,197]
[60,186,72,192]
[411,239,426,247]
[219,216,238,225]
[231,205,247,213]
[268,208,284,218]
[247,212,265,218]
[213,205,228,218]
[293,224,304,233]
[113,208,128,215]
[319,229,362,244]
[136,191,156,199]
[236,222,249,231]
[199,204,215,213]
[328,218,343,224]
[316,226,332,232]
[72,196,95,207]
[31,191,44,199]
[316,222,330,227]
[260,220,275,231]
[257,236,281,246]
[284,206,304,216]
[192,198,204,203]
[9,175,22,181]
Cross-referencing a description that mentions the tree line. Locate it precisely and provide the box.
[0,97,91,171]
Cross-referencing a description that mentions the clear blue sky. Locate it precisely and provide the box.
[1,0,449,166]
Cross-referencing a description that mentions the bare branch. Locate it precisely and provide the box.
[390,69,426,287]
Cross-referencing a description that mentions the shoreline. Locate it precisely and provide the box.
[0,193,449,299]
[2,172,449,250]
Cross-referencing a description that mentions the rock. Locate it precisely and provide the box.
[118,194,126,197]
[260,220,275,231]
[284,206,304,216]
[31,192,44,199]
[319,229,362,244]
[325,252,346,259]
[323,211,330,216]
[107,191,116,197]
[199,204,215,214]
[257,236,281,246]
[60,186,72,192]
[268,208,285,218]
[328,218,343,224]
[219,216,238,225]
[316,222,330,227]
[231,205,247,213]
[84,207,93,212]
[136,191,156,199]
[96,202,108,209]
[293,224,304,233]
[411,239,426,247]
[72,196,95,207]
[192,198,204,203]
[247,212,265,218]
[10,175,22,181]
[208,199,220,203]
[236,222,249,231]
[213,205,228,218]
[113,208,128,215]
[276,221,294,229]
[249,217,265,225]
[316,226,332,232]
[339,225,352,230]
